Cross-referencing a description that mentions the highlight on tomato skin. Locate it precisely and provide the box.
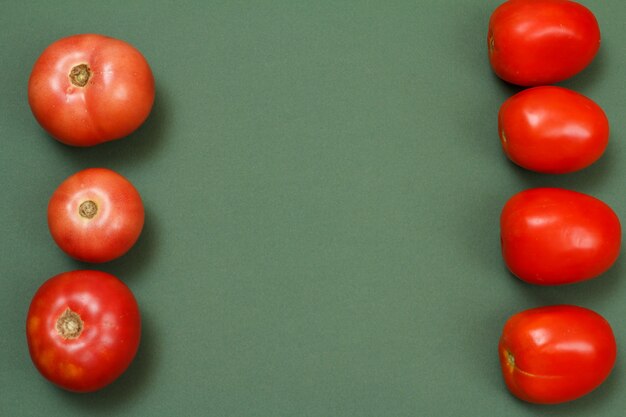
[498,86,609,174]
[499,305,617,404]
[487,0,601,86]
[500,187,621,285]
[26,270,141,393]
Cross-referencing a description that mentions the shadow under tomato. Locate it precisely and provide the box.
[502,255,624,310]
[57,312,159,413]
[519,362,620,415]
[498,368,620,414]
[505,147,616,195]
[69,205,161,282]
[558,46,608,93]
[42,80,170,172]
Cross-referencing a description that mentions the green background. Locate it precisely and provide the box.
[1,0,625,415]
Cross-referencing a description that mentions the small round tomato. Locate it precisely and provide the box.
[498,86,609,174]
[488,0,601,86]
[499,305,616,404]
[28,34,155,146]
[500,188,621,285]
[26,270,141,392]
[48,168,144,263]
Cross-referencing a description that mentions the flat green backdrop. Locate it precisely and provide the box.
[2,1,625,416]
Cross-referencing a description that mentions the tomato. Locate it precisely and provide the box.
[500,188,621,285]
[488,0,601,86]
[498,86,609,174]
[48,168,144,263]
[26,270,141,392]
[28,34,155,146]
[499,305,616,404]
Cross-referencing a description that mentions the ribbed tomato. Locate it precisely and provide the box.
[28,34,155,146]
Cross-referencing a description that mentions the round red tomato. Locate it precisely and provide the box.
[26,270,141,392]
[488,0,601,86]
[499,305,616,404]
[28,34,155,146]
[500,188,621,285]
[48,168,144,263]
[498,86,609,174]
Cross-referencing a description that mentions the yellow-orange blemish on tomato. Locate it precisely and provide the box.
[27,316,41,334]
[59,362,84,380]
[38,349,56,374]
[505,350,515,372]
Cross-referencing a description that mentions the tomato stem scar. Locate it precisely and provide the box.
[500,130,507,145]
[505,350,515,370]
[56,308,83,339]
[69,64,91,87]
[79,200,98,219]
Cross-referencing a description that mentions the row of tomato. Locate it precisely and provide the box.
[488,0,619,405]
[25,34,156,392]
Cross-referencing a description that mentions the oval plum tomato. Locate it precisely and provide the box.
[498,86,609,174]
[28,34,155,146]
[500,188,621,285]
[26,270,141,392]
[499,305,617,404]
[488,0,601,86]
[48,168,144,263]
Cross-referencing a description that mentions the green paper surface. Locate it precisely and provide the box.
[2,1,625,416]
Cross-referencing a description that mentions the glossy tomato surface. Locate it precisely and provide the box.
[26,270,141,392]
[498,86,609,174]
[500,188,621,285]
[28,34,155,146]
[48,168,145,263]
[499,305,617,404]
[488,0,601,86]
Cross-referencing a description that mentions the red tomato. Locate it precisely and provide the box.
[48,168,144,263]
[499,305,616,404]
[28,34,155,146]
[500,188,621,285]
[26,270,141,392]
[488,0,601,86]
[498,86,609,174]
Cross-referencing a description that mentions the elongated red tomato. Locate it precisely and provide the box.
[26,270,141,392]
[488,0,601,86]
[48,168,144,263]
[28,34,155,146]
[498,86,609,174]
[500,188,621,285]
[499,305,616,404]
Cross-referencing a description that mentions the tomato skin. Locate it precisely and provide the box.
[500,188,621,285]
[48,168,144,263]
[488,0,600,86]
[28,34,155,146]
[498,86,609,174]
[499,305,616,404]
[26,270,141,392]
